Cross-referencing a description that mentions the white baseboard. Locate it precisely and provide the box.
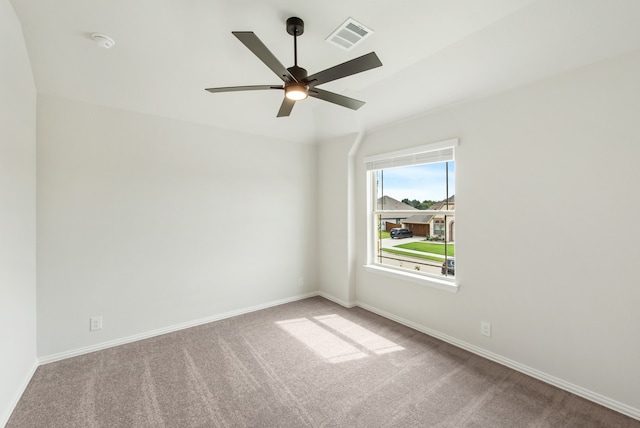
[39,291,320,365]
[1,359,38,428]
[355,300,640,422]
[318,291,356,308]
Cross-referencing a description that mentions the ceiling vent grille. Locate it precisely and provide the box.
[326,18,373,51]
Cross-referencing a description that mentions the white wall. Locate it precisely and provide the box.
[0,0,38,424]
[36,95,318,357]
[317,133,358,306]
[321,49,640,415]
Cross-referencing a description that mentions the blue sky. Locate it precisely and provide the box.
[377,162,455,202]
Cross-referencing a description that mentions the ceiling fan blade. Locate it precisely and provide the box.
[205,85,283,93]
[277,98,295,117]
[232,32,296,83]
[304,52,382,87]
[309,88,365,110]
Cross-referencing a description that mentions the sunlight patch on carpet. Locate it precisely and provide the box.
[276,315,403,363]
[276,318,367,363]
[314,314,404,355]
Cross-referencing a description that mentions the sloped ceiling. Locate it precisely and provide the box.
[10,0,640,144]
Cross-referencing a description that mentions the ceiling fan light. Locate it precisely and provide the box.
[285,84,308,101]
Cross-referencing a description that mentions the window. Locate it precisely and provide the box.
[365,139,458,290]
[433,219,445,238]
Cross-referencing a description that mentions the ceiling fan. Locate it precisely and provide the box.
[205,17,383,117]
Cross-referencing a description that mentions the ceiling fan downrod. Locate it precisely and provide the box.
[287,17,304,70]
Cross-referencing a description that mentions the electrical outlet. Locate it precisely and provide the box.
[90,316,103,331]
[298,277,304,287]
[481,321,491,337]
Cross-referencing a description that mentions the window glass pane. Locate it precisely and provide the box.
[373,161,455,279]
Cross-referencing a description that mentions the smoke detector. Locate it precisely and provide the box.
[326,18,373,51]
[92,33,115,49]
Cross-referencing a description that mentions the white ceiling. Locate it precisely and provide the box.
[11,0,640,144]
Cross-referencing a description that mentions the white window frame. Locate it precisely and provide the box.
[364,139,459,293]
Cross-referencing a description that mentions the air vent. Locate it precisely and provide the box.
[326,18,373,51]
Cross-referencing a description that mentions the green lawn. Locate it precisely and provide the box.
[393,241,455,257]
[378,231,390,239]
[380,248,444,263]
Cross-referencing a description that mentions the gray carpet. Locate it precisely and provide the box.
[8,297,640,427]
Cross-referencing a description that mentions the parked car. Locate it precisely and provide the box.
[441,258,455,275]
[390,228,413,239]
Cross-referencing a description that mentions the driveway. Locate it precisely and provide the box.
[381,235,424,248]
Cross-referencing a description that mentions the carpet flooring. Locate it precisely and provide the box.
[8,297,640,427]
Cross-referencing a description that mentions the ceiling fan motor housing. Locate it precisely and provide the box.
[287,65,308,81]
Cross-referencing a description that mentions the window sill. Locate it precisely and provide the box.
[364,264,459,293]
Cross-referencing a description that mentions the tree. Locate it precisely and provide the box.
[422,200,437,209]
[402,198,438,210]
